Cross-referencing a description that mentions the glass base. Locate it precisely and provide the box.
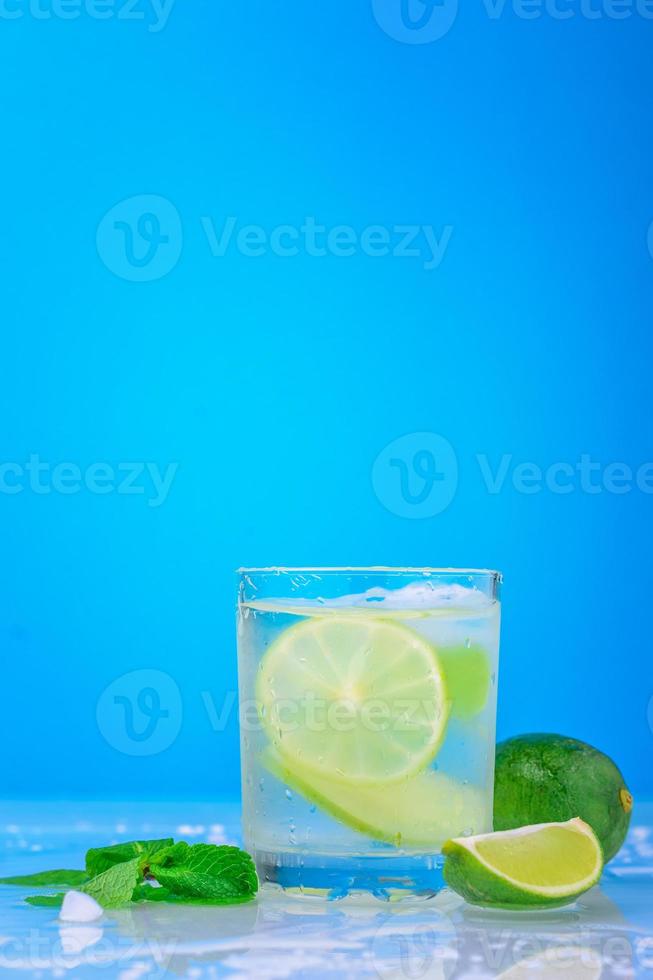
[254,848,445,902]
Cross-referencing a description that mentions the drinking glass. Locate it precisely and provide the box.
[237,567,502,900]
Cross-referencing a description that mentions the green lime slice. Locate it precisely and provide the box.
[443,818,603,910]
[256,616,450,785]
[438,644,491,719]
[263,748,487,848]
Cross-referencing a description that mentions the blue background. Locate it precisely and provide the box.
[1,0,651,801]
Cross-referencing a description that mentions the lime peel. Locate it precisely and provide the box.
[493,733,633,863]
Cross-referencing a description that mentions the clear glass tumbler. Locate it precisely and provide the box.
[237,567,502,900]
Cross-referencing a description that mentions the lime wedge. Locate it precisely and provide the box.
[443,818,603,909]
[438,644,491,719]
[263,748,487,847]
[256,617,450,784]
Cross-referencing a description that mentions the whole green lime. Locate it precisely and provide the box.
[494,734,633,863]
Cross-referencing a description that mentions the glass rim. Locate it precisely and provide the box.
[237,566,502,578]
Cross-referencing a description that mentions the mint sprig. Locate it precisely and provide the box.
[147,843,259,904]
[1,837,258,910]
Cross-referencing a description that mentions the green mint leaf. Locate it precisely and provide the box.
[131,883,175,903]
[81,857,141,908]
[131,881,254,906]
[148,844,258,905]
[0,870,87,887]
[148,841,189,865]
[85,838,173,878]
[24,893,66,908]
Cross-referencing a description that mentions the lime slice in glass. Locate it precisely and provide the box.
[438,644,491,719]
[262,748,487,847]
[256,617,450,784]
[443,818,603,909]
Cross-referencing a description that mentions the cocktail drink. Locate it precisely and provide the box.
[237,567,502,900]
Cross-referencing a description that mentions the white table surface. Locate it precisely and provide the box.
[1,801,651,978]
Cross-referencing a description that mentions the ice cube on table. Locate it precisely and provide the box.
[59,890,103,922]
